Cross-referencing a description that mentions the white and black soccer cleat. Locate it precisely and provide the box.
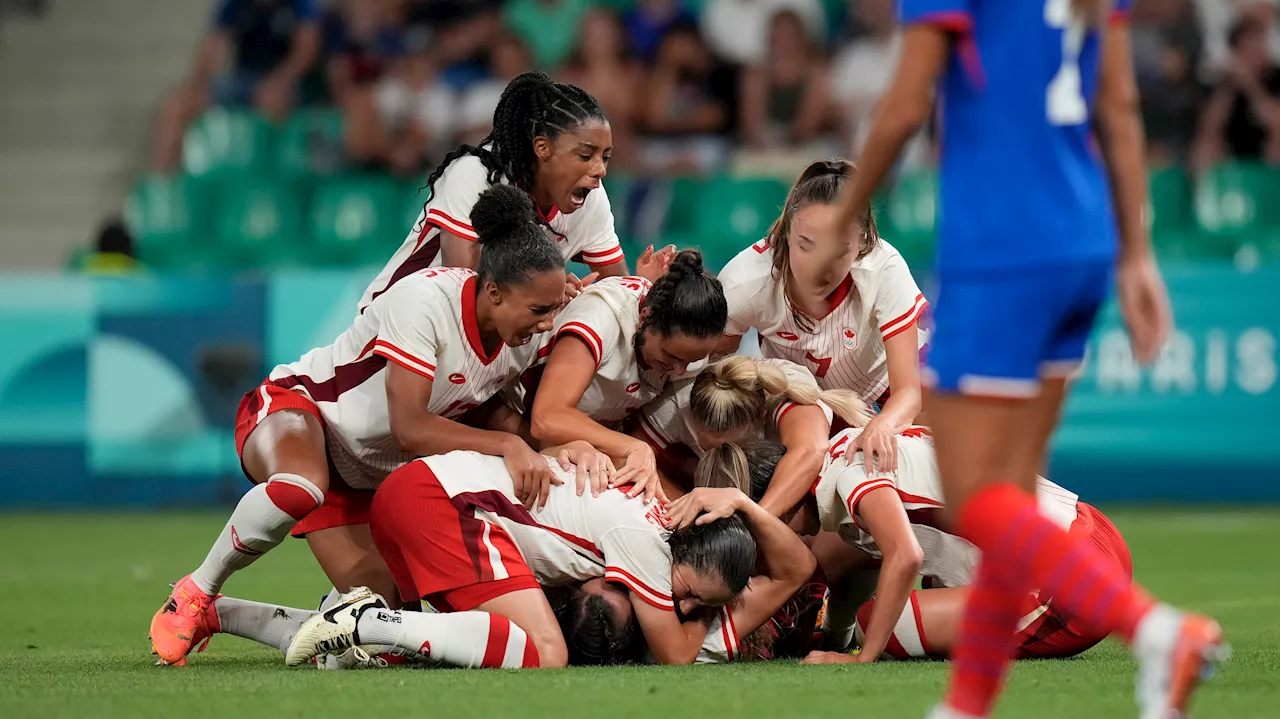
[285,586,387,667]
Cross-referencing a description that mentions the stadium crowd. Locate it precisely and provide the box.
[150,0,1280,179]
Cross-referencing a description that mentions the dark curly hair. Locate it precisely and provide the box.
[640,249,727,338]
[470,184,565,288]
[555,589,638,666]
[418,71,607,228]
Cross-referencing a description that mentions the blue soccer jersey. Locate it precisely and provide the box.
[900,0,1131,276]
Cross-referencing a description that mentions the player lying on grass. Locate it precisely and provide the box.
[150,186,586,665]
[361,70,675,313]
[704,431,1133,665]
[714,159,929,474]
[528,249,728,502]
[284,444,812,667]
[634,355,870,510]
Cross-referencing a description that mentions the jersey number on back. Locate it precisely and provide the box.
[1044,0,1088,126]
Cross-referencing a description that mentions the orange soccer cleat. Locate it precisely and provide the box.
[149,575,221,666]
[1136,608,1229,719]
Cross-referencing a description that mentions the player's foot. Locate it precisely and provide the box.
[284,586,386,667]
[315,645,413,670]
[1134,605,1229,719]
[149,574,221,666]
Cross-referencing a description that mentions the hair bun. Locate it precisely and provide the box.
[471,185,535,244]
[666,249,705,281]
[797,158,853,185]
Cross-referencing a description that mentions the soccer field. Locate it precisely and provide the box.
[2,511,1277,719]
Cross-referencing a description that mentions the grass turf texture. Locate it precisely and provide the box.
[1,511,1277,718]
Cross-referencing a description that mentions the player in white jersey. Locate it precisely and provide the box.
[530,250,728,502]
[150,186,571,666]
[359,71,674,313]
[717,433,1133,667]
[716,160,928,476]
[635,355,872,512]
[286,446,811,668]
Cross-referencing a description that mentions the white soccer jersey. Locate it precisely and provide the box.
[695,606,743,663]
[422,450,676,610]
[552,276,679,424]
[359,154,627,312]
[637,358,832,459]
[814,427,1080,588]
[719,238,929,403]
[268,268,544,489]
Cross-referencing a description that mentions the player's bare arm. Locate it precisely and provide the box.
[439,229,482,269]
[386,363,555,507]
[1095,17,1171,364]
[832,25,950,237]
[850,327,923,474]
[757,406,830,518]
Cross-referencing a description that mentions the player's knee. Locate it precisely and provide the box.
[265,473,325,520]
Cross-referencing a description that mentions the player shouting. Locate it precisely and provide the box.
[149,186,572,665]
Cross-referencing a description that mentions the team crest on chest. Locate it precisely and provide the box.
[449,373,467,385]
[841,327,857,350]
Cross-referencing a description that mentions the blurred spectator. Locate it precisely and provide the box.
[738,11,833,151]
[456,34,535,145]
[829,0,896,147]
[622,0,696,63]
[151,0,321,173]
[699,0,825,67]
[1191,16,1280,170]
[504,0,592,70]
[407,0,504,88]
[1132,0,1203,87]
[638,22,736,175]
[1142,40,1207,167]
[559,9,645,168]
[369,53,457,176]
[1198,0,1280,78]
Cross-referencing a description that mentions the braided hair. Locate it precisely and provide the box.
[640,249,727,339]
[417,71,607,227]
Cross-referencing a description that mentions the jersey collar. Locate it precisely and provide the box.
[461,275,503,366]
[817,274,854,320]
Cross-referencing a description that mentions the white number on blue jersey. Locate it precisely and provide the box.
[1044,0,1088,126]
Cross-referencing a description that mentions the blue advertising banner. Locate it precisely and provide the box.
[1,263,1276,507]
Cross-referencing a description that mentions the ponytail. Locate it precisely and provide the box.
[693,441,786,503]
[690,357,873,439]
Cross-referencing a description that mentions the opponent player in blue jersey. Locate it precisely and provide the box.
[823,1,1226,718]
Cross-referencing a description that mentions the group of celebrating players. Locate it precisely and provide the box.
[150,1,1228,715]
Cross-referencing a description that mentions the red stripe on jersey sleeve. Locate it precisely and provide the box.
[605,566,674,610]
[636,414,671,450]
[426,209,478,241]
[556,322,604,367]
[580,245,626,262]
[724,606,739,659]
[845,478,897,529]
[881,297,928,342]
[373,340,436,380]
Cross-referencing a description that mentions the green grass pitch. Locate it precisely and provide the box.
[2,510,1278,718]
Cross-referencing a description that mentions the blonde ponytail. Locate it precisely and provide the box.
[693,443,750,492]
[691,357,874,435]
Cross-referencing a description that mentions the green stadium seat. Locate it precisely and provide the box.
[309,175,400,265]
[1148,167,1191,235]
[693,176,790,268]
[215,179,305,268]
[275,109,346,180]
[1192,162,1280,238]
[123,174,208,267]
[879,171,937,268]
[183,108,274,180]
[1152,229,1240,263]
[665,176,705,234]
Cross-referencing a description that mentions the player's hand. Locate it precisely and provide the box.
[1116,253,1172,365]
[635,244,677,282]
[663,487,747,529]
[553,441,615,497]
[563,271,600,303]
[802,650,864,664]
[503,438,560,510]
[849,420,898,475]
[613,442,667,504]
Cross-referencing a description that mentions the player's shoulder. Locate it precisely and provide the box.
[853,238,908,273]
[436,153,492,187]
[593,488,669,533]
[719,239,777,287]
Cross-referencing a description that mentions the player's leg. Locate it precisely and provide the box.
[305,523,401,608]
[289,461,561,668]
[213,597,317,657]
[855,587,964,660]
[150,386,328,664]
[151,82,208,173]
